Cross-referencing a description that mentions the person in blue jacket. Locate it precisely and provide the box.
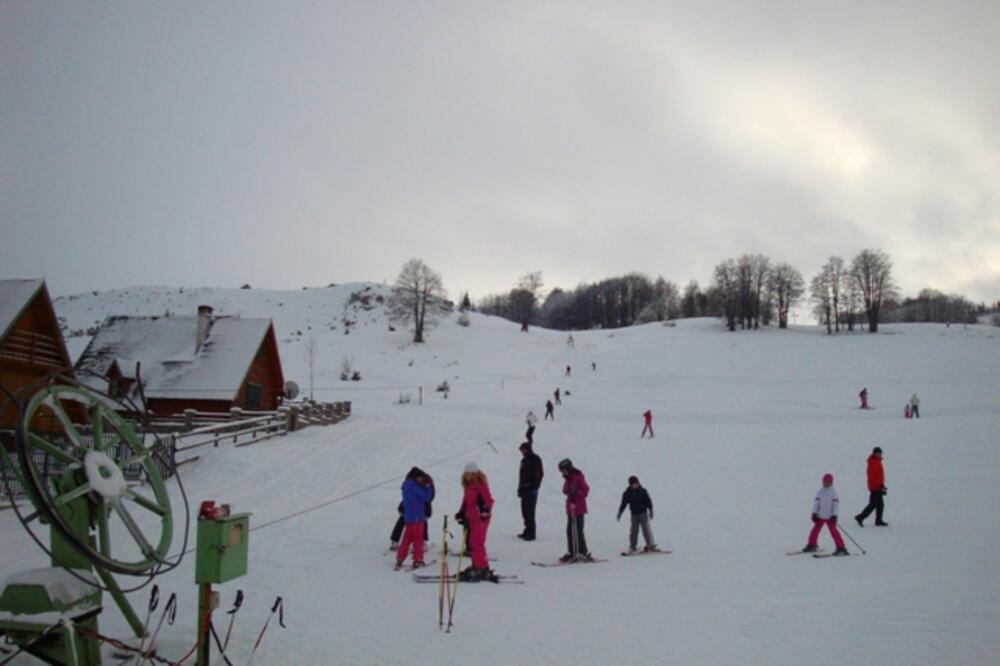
[395,467,434,569]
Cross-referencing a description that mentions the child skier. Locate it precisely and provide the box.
[559,458,592,562]
[525,410,537,444]
[395,468,434,569]
[456,463,496,582]
[641,410,654,438]
[617,476,658,554]
[802,473,848,556]
[859,387,869,409]
[544,399,555,420]
[389,468,433,550]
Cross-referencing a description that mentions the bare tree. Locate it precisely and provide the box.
[811,266,834,334]
[511,271,544,331]
[850,249,898,333]
[388,258,449,343]
[767,263,805,329]
[304,337,318,399]
[818,256,846,332]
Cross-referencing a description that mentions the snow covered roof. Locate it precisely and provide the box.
[76,314,275,401]
[0,278,44,340]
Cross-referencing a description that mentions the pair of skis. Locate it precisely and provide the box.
[785,549,851,558]
[413,573,523,584]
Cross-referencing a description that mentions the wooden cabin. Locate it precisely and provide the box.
[76,306,285,416]
[0,279,75,431]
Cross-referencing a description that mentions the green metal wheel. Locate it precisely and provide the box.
[14,383,174,575]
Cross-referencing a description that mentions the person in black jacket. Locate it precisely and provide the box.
[517,442,544,540]
[616,476,658,553]
[389,467,434,550]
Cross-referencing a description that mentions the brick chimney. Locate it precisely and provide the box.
[196,305,213,353]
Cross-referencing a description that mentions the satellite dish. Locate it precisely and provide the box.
[284,381,300,400]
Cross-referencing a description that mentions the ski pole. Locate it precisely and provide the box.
[837,522,867,554]
[447,528,468,633]
[438,516,449,629]
[133,585,159,664]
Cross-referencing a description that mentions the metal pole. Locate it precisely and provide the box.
[837,523,866,554]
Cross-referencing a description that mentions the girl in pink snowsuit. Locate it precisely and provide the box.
[458,463,494,577]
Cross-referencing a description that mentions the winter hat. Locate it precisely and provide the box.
[873,446,883,455]
[557,458,573,472]
[628,475,639,485]
[519,442,532,452]
[464,462,480,474]
[822,473,834,485]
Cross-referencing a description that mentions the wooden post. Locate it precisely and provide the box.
[279,407,290,435]
[184,409,196,432]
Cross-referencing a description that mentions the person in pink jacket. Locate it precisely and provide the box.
[559,458,593,562]
[456,463,496,582]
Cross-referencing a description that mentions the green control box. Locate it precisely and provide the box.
[195,513,250,584]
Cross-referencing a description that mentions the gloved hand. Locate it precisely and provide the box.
[649,510,654,520]
[479,510,491,520]
[881,486,887,495]
[532,488,539,498]
[616,512,622,522]
[454,511,467,526]
[829,515,838,524]
[811,513,819,523]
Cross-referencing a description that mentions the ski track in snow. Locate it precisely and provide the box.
[1,285,998,665]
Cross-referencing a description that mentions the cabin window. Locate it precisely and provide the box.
[246,383,262,410]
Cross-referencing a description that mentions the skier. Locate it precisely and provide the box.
[904,403,912,419]
[859,387,869,409]
[456,463,495,582]
[592,361,596,371]
[517,442,544,541]
[544,399,554,421]
[565,365,571,377]
[554,388,561,405]
[617,476,658,554]
[558,458,592,562]
[390,467,433,551]
[909,393,920,418]
[395,468,435,569]
[802,473,848,555]
[525,410,537,444]
[641,410,654,438]
[567,334,575,348]
[854,447,888,527]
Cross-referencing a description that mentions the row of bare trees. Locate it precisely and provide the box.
[809,249,897,333]
[707,255,806,330]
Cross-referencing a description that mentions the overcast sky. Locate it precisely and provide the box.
[2,2,998,307]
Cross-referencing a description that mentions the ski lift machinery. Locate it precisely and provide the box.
[0,376,250,665]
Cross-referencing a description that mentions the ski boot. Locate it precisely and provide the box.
[643,545,659,553]
[801,544,819,553]
[854,515,864,527]
[832,548,850,557]
[558,553,575,563]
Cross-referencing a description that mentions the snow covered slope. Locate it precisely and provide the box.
[2,284,998,665]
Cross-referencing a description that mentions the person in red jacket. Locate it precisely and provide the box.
[641,410,654,438]
[854,447,888,527]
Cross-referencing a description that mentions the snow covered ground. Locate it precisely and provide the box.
[3,284,1000,665]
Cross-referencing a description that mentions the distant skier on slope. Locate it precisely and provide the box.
[456,463,496,582]
[859,387,870,409]
[525,410,538,444]
[802,473,848,556]
[565,365,572,377]
[554,388,561,405]
[395,468,435,569]
[544,399,554,420]
[617,476,658,554]
[854,447,888,527]
[641,410,654,438]
[909,393,920,418]
[559,458,593,562]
